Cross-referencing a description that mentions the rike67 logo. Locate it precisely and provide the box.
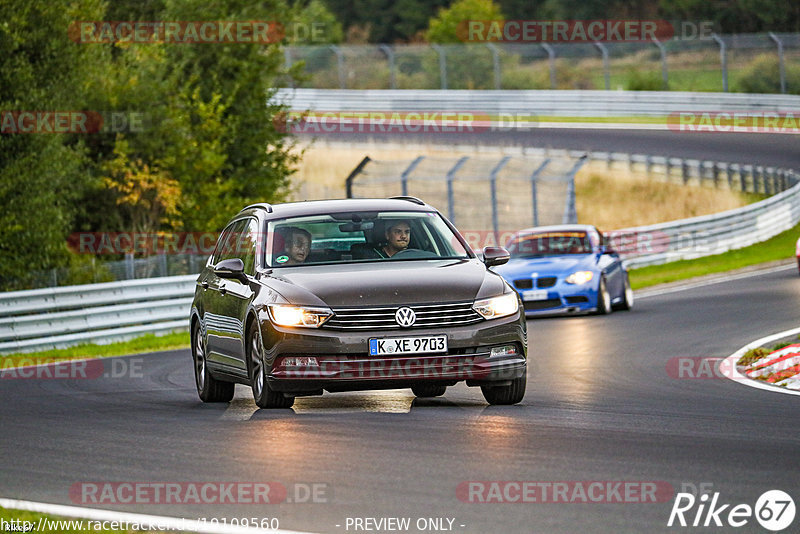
[668,490,795,531]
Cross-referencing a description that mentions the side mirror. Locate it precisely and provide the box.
[214,258,247,282]
[482,246,510,267]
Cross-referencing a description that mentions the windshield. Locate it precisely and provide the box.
[265,211,470,267]
[506,231,593,258]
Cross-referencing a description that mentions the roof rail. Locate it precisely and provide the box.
[389,196,426,206]
[240,202,274,213]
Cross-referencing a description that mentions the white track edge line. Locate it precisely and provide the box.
[0,498,316,534]
[720,327,800,397]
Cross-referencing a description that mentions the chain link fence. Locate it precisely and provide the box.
[284,33,800,93]
[345,153,586,244]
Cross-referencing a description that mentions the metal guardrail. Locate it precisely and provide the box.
[1,153,797,353]
[0,275,196,353]
[276,88,800,117]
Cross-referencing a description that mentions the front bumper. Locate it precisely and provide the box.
[261,311,527,393]
[518,287,598,316]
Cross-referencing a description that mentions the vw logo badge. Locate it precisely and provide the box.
[395,307,416,327]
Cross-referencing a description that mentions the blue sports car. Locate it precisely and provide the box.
[493,224,633,317]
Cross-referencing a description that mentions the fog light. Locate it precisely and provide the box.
[282,356,319,367]
[490,345,518,358]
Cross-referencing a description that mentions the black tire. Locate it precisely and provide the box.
[411,384,447,398]
[596,277,612,315]
[249,325,294,409]
[481,375,526,405]
[192,322,234,402]
[613,274,634,311]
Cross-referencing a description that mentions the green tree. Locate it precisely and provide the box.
[0,0,105,288]
[426,0,505,44]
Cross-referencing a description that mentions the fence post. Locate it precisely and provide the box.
[379,45,396,89]
[446,156,469,224]
[489,156,511,243]
[400,156,425,197]
[593,42,610,90]
[431,44,447,89]
[486,43,501,89]
[711,34,728,92]
[284,47,294,88]
[769,32,787,94]
[345,156,372,198]
[540,43,556,89]
[652,37,669,89]
[329,45,346,89]
[681,158,689,185]
[530,159,551,227]
[563,155,587,224]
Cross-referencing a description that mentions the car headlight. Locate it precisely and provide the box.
[565,271,594,285]
[268,305,333,328]
[473,293,519,320]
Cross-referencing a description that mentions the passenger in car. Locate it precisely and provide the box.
[276,227,312,265]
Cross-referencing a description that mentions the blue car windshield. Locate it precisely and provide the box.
[507,231,592,257]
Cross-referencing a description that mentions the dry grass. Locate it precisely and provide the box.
[291,143,756,229]
[575,160,753,229]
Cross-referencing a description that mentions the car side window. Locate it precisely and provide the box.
[238,218,260,276]
[212,219,247,265]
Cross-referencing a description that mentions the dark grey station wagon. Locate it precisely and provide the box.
[190,197,527,408]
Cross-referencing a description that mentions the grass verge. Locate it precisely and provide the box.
[628,222,800,289]
[0,331,189,368]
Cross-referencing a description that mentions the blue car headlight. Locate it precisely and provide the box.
[565,271,594,285]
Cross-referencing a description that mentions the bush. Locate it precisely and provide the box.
[626,69,665,91]
[735,54,800,95]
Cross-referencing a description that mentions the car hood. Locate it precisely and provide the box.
[493,254,596,278]
[262,259,506,307]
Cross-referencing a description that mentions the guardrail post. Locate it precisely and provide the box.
[530,159,551,226]
[446,156,469,224]
[431,44,447,89]
[489,156,511,243]
[400,156,425,197]
[345,156,372,198]
[712,162,720,188]
[541,43,556,89]
[665,156,672,180]
[486,43,501,89]
[329,45,346,89]
[379,45,396,89]
[645,154,653,178]
[125,252,134,280]
[593,42,610,90]
[769,32,787,94]
[711,34,728,92]
[753,165,763,194]
[652,37,669,89]
[725,163,734,190]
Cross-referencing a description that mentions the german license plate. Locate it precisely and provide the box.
[369,335,447,356]
[522,289,549,301]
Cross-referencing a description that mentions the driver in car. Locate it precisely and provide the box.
[376,220,411,258]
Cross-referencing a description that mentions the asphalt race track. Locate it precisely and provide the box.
[2,266,799,533]
[307,129,800,170]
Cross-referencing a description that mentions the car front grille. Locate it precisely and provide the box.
[324,302,484,330]
[523,299,562,311]
[537,277,557,288]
